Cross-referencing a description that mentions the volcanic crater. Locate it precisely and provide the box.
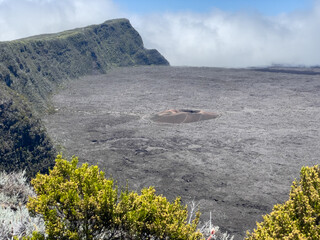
[43,66,320,239]
[151,109,219,124]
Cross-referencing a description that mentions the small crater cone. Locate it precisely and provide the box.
[152,109,219,124]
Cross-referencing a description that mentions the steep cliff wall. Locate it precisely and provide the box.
[0,83,55,179]
[0,18,169,111]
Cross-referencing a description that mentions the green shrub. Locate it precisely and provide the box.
[116,187,201,239]
[246,165,320,240]
[27,155,203,240]
[27,155,118,239]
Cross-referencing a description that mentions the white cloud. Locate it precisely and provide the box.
[132,2,320,67]
[0,0,122,41]
[0,0,320,67]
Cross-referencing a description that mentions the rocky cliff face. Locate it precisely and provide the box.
[0,18,169,111]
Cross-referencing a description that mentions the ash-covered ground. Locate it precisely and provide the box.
[44,66,320,239]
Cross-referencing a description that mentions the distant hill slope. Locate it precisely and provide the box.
[0,18,169,111]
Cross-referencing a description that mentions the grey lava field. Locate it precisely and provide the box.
[44,66,320,239]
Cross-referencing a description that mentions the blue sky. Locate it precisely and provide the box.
[117,0,313,15]
[0,0,319,67]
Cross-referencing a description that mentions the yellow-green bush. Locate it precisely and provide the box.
[246,165,320,240]
[27,155,202,240]
[116,187,201,239]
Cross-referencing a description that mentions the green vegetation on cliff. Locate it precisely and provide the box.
[0,18,169,111]
[0,83,55,179]
[0,18,168,178]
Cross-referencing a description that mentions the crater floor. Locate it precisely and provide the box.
[44,66,320,239]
